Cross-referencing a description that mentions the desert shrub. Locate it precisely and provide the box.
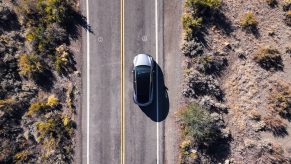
[181,40,203,57]
[66,83,75,110]
[263,116,287,136]
[27,24,67,54]
[26,102,47,116]
[16,0,73,27]
[240,12,258,30]
[183,71,224,100]
[18,54,44,78]
[0,98,16,108]
[270,90,291,118]
[284,10,291,26]
[182,13,202,40]
[254,47,283,71]
[257,141,288,163]
[14,150,32,163]
[179,103,219,144]
[283,0,291,11]
[0,4,15,23]
[35,114,74,161]
[46,95,59,107]
[185,0,221,13]
[55,44,71,74]
[179,139,199,163]
[266,0,278,7]
[196,54,227,75]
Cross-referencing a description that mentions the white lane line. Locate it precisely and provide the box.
[86,0,90,163]
[155,0,159,163]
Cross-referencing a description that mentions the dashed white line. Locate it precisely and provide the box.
[86,0,90,163]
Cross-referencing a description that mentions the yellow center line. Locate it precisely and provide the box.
[120,0,125,163]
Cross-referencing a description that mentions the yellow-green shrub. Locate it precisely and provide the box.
[14,150,30,162]
[26,102,46,116]
[47,95,59,107]
[240,12,258,29]
[36,119,56,142]
[18,54,44,78]
[55,44,70,74]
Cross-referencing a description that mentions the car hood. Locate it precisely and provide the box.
[133,54,152,67]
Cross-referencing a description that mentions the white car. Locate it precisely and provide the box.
[132,54,154,106]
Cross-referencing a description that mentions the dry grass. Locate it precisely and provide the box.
[249,109,261,121]
[263,115,287,136]
[253,47,283,71]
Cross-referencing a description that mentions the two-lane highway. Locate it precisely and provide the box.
[80,0,165,163]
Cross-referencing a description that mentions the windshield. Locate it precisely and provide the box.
[135,65,151,103]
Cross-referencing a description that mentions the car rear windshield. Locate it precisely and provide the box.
[136,65,151,103]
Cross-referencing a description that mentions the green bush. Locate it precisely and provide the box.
[196,54,227,75]
[17,0,73,27]
[182,13,202,40]
[185,0,221,11]
[179,103,218,143]
[26,24,67,54]
[240,12,258,30]
[254,47,283,71]
[181,40,203,57]
[18,54,44,78]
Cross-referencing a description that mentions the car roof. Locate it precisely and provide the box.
[135,66,151,103]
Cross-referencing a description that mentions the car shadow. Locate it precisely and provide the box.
[139,61,169,122]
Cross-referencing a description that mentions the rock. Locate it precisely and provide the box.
[230,158,235,163]
[253,121,266,132]
[286,47,291,55]
[23,130,30,140]
[74,71,81,77]
[244,139,256,148]
[236,49,247,59]
[221,127,231,139]
[0,110,4,118]
[223,42,232,52]
[268,30,275,36]
[211,112,221,121]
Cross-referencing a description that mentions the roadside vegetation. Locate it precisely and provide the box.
[0,0,83,163]
[253,47,283,71]
[179,0,291,163]
[239,12,258,33]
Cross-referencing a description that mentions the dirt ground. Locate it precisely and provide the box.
[214,0,291,162]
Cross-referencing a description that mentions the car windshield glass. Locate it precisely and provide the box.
[135,65,151,103]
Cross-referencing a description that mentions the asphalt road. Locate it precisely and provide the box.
[80,0,166,163]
